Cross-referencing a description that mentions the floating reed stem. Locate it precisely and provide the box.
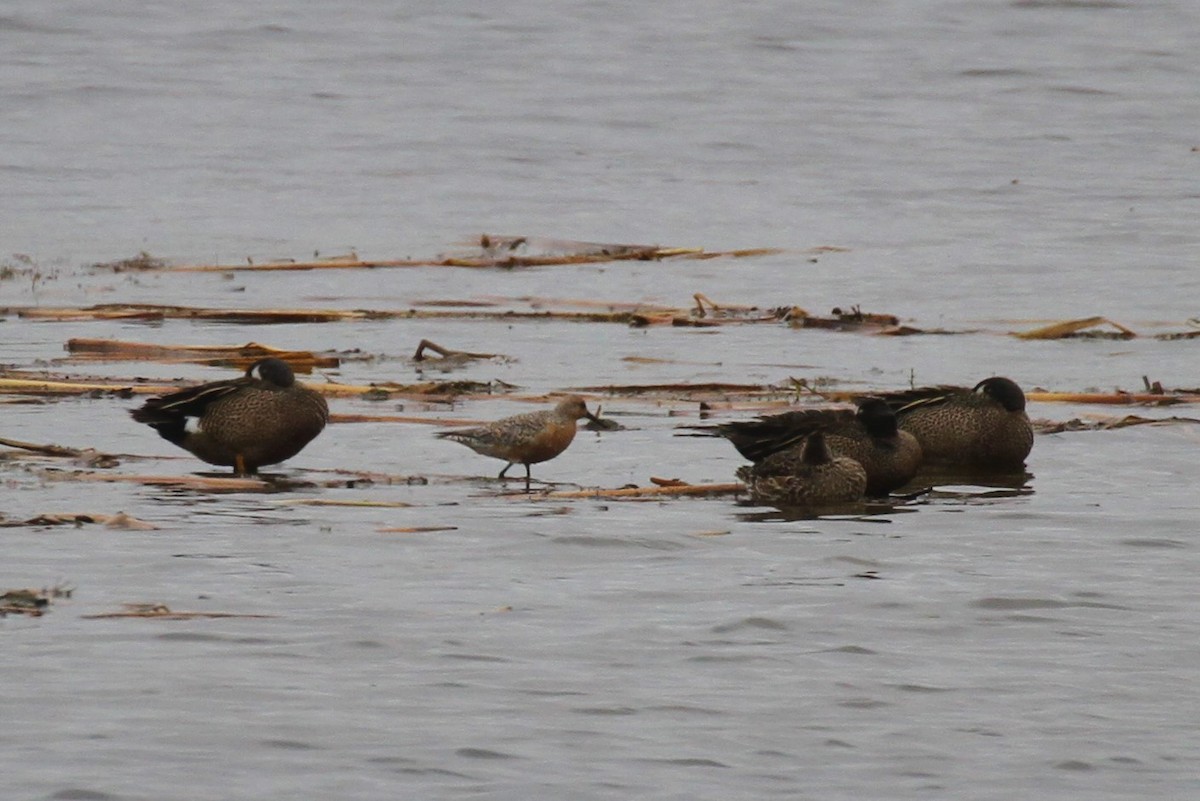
[82,605,274,620]
[1014,317,1137,340]
[534,482,745,500]
[163,241,781,272]
[65,338,338,370]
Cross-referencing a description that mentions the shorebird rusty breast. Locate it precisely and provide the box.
[436,395,601,483]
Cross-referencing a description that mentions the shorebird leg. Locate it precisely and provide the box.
[498,462,513,479]
[524,463,532,493]
[234,453,248,476]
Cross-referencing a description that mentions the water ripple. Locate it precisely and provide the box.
[456,747,523,760]
[971,597,1131,611]
[637,757,729,768]
[710,616,788,633]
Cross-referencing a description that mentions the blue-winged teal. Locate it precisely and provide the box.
[130,357,328,475]
[883,376,1033,470]
[695,398,922,496]
[738,432,867,507]
[436,395,600,490]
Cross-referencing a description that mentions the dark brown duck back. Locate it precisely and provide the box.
[713,399,922,495]
[740,432,868,507]
[187,388,328,470]
[891,377,1033,470]
[131,358,328,474]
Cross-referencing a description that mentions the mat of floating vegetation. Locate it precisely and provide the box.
[5,297,917,332]
[514,478,746,500]
[35,470,275,491]
[0,585,73,617]
[0,435,123,467]
[274,499,415,508]
[64,339,341,370]
[82,604,273,620]
[567,381,800,403]
[1025,390,1200,405]
[812,383,1200,407]
[1014,316,1200,341]
[0,369,503,401]
[1032,414,1200,434]
[1014,316,1137,340]
[0,512,158,529]
[127,236,785,272]
[34,469,384,492]
[9,303,669,325]
[0,302,731,328]
[377,526,460,534]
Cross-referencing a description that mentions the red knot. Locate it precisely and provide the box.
[436,395,599,490]
[130,358,328,475]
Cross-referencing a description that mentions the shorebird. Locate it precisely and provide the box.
[436,395,600,490]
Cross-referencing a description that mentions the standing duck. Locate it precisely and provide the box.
[882,376,1033,470]
[130,357,328,475]
[436,395,600,490]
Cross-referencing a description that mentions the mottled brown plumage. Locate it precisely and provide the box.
[703,398,922,495]
[130,358,328,475]
[739,432,867,508]
[436,396,599,490]
[884,376,1033,470]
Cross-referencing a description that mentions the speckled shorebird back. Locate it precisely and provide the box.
[436,395,600,488]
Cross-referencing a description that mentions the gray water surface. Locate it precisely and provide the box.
[3,2,1199,799]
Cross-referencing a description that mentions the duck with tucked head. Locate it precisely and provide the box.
[130,357,328,475]
[692,397,922,496]
[881,376,1033,471]
[738,431,868,508]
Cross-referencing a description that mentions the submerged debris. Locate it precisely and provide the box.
[1154,318,1200,340]
[377,526,459,534]
[412,339,508,369]
[0,584,73,617]
[0,512,157,529]
[89,251,169,273]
